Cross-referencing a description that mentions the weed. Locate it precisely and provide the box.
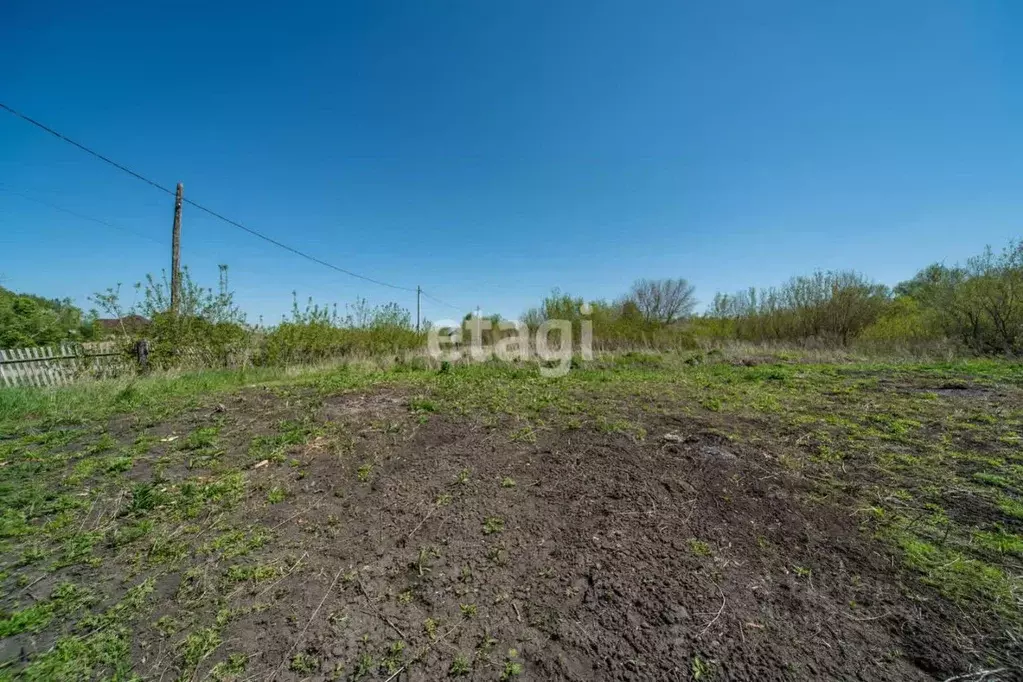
[126,482,164,516]
[86,433,117,454]
[414,546,437,576]
[455,468,470,485]
[110,518,154,547]
[410,397,438,413]
[688,538,711,557]
[183,426,219,450]
[227,563,282,583]
[210,653,248,680]
[510,426,536,443]
[155,615,180,636]
[997,496,1023,520]
[58,531,102,567]
[380,640,405,674]
[974,528,1023,556]
[352,652,375,680]
[328,610,349,630]
[181,627,222,667]
[483,516,505,535]
[500,649,524,680]
[291,651,320,673]
[357,463,373,483]
[449,654,471,676]
[18,544,46,565]
[266,485,286,504]
[202,527,272,559]
[699,396,724,413]
[105,455,134,473]
[460,603,477,618]
[501,477,516,488]
[487,545,508,565]
[477,632,498,654]
[436,492,453,506]
[691,654,713,679]
[0,602,53,637]
[424,617,439,640]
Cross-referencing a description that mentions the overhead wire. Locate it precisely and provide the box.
[0,184,166,247]
[419,290,464,311]
[0,102,457,298]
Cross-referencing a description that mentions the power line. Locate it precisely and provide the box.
[420,290,463,311]
[181,197,414,292]
[0,103,176,195]
[1,102,419,294]
[0,184,166,247]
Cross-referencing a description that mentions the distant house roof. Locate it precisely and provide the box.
[96,315,151,331]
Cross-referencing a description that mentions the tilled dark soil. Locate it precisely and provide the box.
[129,388,988,681]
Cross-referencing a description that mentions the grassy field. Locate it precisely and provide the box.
[0,351,1021,680]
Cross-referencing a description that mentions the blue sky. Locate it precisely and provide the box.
[3,1,1022,324]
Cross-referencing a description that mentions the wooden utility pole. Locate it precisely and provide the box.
[416,286,421,332]
[170,182,183,315]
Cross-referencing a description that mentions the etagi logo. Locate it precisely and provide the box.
[427,305,594,377]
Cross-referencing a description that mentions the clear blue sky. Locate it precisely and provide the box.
[3,1,1021,324]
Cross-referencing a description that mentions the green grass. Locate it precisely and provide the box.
[226,563,283,583]
[181,626,223,667]
[0,362,399,436]
[11,578,154,680]
[210,653,248,679]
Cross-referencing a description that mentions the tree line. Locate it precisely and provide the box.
[522,237,1023,355]
[3,236,1022,363]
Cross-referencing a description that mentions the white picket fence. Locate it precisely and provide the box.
[0,342,127,388]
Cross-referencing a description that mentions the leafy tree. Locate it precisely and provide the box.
[0,286,97,348]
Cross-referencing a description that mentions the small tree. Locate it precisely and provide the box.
[626,278,697,324]
[92,265,249,367]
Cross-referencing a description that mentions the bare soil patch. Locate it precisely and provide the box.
[132,392,974,680]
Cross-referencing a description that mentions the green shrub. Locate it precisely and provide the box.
[707,270,890,345]
[262,295,423,364]
[0,286,98,347]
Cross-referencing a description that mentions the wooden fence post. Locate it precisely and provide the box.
[135,339,150,372]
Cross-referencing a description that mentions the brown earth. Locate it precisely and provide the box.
[112,386,1000,682]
